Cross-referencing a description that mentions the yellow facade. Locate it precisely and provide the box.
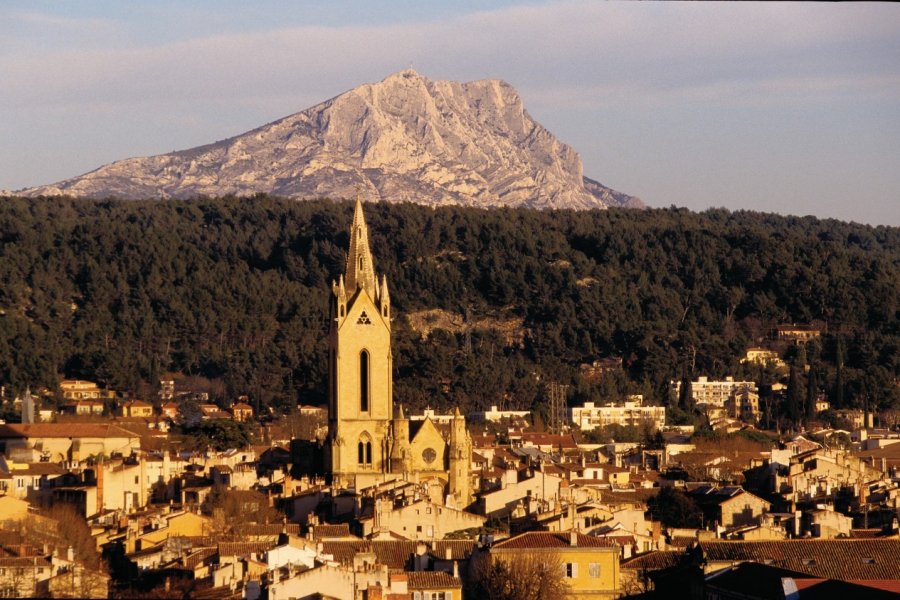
[325,199,472,504]
[327,198,394,488]
[491,531,620,600]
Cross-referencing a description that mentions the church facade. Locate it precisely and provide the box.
[325,198,473,507]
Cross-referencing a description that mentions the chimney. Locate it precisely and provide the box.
[453,560,459,578]
[445,547,452,560]
[96,462,104,512]
[569,530,577,547]
[67,546,74,562]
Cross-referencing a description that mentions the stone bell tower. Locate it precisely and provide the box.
[326,197,393,488]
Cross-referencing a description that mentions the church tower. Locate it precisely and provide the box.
[448,407,473,508]
[327,197,393,488]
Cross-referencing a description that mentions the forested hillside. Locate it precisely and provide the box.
[0,196,897,420]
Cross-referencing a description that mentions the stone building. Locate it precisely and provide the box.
[326,198,472,507]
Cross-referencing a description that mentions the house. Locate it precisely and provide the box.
[0,458,65,501]
[775,323,823,344]
[475,469,563,518]
[0,423,141,463]
[230,402,254,422]
[0,554,53,598]
[121,400,153,418]
[361,497,486,540]
[407,570,462,600]
[687,485,771,529]
[59,380,115,402]
[741,348,786,369]
[490,531,620,599]
[806,507,853,539]
[725,387,761,423]
[61,400,105,416]
[161,402,179,420]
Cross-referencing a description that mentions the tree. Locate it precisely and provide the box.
[647,487,703,528]
[806,365,819,419]
[466,550,569,600]
[786,363,802,428]
[832,338,845,409]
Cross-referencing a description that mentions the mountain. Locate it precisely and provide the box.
[17,70,642,210]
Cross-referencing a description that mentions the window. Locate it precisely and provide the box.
[358,437,372,466]
[588,562,600,577]
[357,311,372,325]
[563,562,578,578]
[359,350,369,411]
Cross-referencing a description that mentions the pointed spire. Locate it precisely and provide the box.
[345,195,377,299]
[380,275,390,305]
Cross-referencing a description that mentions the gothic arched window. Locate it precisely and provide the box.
[360,350,370,412]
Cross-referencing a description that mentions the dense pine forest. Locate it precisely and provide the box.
[0,196,897,423]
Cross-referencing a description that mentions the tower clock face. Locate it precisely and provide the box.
[422,447,437,464]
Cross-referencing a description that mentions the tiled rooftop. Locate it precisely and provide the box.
[697,539,900,580]
[492,531,619,550]
[406,571,461,590]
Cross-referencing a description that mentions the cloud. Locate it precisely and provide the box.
[4,1,899,113]
[2,0,900,226]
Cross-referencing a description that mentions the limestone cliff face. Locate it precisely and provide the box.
[20,70,641,209]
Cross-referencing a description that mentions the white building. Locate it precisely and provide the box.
[569,398,665,432]
[469,405,531,423]
[673,376,755,408]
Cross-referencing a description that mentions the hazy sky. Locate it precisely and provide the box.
[2,1,899,225]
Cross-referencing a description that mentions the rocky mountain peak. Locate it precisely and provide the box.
[18,71,641,210]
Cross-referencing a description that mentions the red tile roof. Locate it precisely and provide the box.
[406,571,461,590]
[320,540,475,569]
[492,531,619,550]
[697,539,900,580]
[311,524,353,539]
[0,423,138,439]
[217,541,276,557]
[622,550,684,571]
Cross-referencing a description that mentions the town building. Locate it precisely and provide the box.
[121,400,153,418]
[325,199,472,507]
[569,398,665,432]
[673,376,756,408]
[59,380,115,402]
[490,531,621,599]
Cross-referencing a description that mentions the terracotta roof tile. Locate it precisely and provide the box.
[320,540,475,569]
[0,423,138,439]
[698,539,900,580]
[622,550,685,571]
[312,524,353,539]
[406,571,461,590]
[217,541,276,557]
[492,531,619,550]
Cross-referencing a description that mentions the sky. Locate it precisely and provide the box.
[2,1,899,226]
